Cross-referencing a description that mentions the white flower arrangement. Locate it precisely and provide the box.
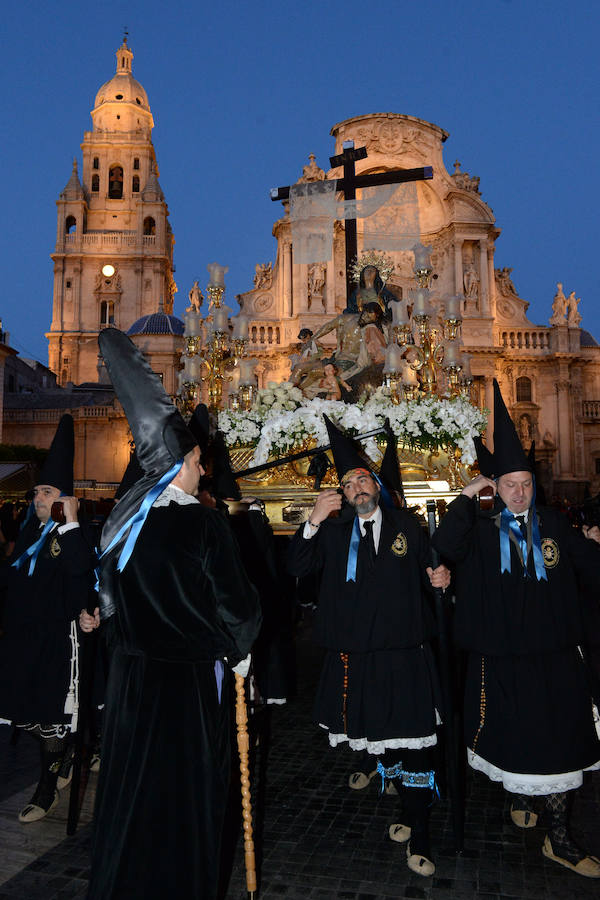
[219,385,487,467]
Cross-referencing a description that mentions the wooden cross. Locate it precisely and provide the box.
[271,140,433,304]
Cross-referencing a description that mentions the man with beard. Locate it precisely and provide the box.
[287,416,450,877]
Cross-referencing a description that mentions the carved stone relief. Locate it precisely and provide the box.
[254,293,273,313]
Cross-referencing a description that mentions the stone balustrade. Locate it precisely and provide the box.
[4,405,120,423]
[582,400,600,420]
[248,322,282,347]
[59,233,156,251]
[498,329,551,351]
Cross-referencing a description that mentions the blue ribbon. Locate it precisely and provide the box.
[12,519,56,576]
[214,660,224,704]
[345,516,362,582]
[499,503,547,583]
[99,459,184,576]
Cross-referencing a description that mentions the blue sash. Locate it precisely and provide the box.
[11,519,56,576]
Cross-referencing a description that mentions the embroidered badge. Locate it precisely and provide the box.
[49,537,61,558]
[540,537,559,568]
[391,532,408,557]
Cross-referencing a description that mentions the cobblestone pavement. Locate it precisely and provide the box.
[0,611,598,899]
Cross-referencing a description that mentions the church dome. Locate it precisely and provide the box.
[127,313,184,336]
[92,40,153,124]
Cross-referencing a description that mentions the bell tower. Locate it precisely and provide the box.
[47,38,176,385]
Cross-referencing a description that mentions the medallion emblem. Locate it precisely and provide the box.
[49,537,61,558]
[391,532,408,557]
[540,537,559,568]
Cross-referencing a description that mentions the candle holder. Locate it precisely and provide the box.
[177,269,251,415]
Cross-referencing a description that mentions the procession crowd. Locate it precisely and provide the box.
[0,327,599,899]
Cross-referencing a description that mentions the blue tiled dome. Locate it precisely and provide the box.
[127,313,185,336]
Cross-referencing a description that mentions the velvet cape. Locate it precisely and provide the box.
[88,500,262,900]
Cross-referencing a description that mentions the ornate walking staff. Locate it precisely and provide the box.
[426,500,464,853]
[235,672,257,898]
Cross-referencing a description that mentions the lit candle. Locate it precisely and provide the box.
[413,242,432,269]
[443,340,462,367]
[212,305,230,332]
[390,299,409,326]
[232,315,249,340]
[383,343,405,374]
[207,262,229,287]
[445,295,462,320]
[413,288,431,317]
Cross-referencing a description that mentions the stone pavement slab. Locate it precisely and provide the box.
[0,612,598,899]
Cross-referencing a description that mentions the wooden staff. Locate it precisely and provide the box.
[235,672,257,898]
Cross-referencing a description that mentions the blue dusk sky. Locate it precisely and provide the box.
[1,0,598,365]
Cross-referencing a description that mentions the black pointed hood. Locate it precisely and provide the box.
[98,328,196,477]
[323,414,372,483]
[188,403,211,459]
[37,414,74,495]
[114,450,144,501]
[491,379,532,477]
[211,432,242,501]
[379,419,404,500]
[97,328,197,620]
[473,380,533,478]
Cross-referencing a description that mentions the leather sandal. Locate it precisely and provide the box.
[389,823,411,843]
[542,835,600,878]
[406,842,435,876]
[348,769,377,790]
[510,804,538,828]
[18,790,59,823]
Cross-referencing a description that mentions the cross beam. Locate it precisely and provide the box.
[271,142,433,304]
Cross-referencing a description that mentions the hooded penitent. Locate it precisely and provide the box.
[188,403,241,501]
[474,378,545,581]
[475,379,535,478]
[323,414,373,486]
[114,450,144,501]
[97,328,197,617]
[37,413,74,495]
[378,418,404,506]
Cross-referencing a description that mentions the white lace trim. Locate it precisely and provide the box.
[266,698,287,706]
[322,725,437,753]
[153,483,199,508]
[468,749,600,794]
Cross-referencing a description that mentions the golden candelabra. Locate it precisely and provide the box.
[384,243,471,401]
[178,264,256,416]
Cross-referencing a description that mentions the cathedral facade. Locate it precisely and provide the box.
[238,113,600,502]
[3,50,600,500]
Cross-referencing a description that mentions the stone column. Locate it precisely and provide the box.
[487,246,496,318]
[484,375,494,445]
[479,240,489,315]
[454,239,463,296]
[282,242,292,318]
[555,374,573,476]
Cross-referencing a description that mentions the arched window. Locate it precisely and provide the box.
[91,174,100,192]
[93,157,99,170]
[65,216,77,234]
[133,158,140,170]
[132,175,140,192]
[516,376,532,403]
[108,165,124,199]
[143,216,156,235]
[276,326,281,344]
[100,301,115,327]
[251,326,257,342]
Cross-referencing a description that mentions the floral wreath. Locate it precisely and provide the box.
[350,249,395,285]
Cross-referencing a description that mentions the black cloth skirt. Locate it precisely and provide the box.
[314,644,439,744]
[464,647,600,775]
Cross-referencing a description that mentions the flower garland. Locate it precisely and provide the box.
[218,383,488,467]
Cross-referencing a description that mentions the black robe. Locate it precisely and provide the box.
[0,519,97,727]
[433,495,600,779]
[287,507,439,748]
[88,499,262,900]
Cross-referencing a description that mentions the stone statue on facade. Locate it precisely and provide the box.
[307,262,326,308]
[549,282,567,325]
[298,152,326,183]
[253,262,273,290]
[188,280,203,312]
[463,259,480,307]
[452,160,481,194]
[567,291,582,328]
[495,267,517,297]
